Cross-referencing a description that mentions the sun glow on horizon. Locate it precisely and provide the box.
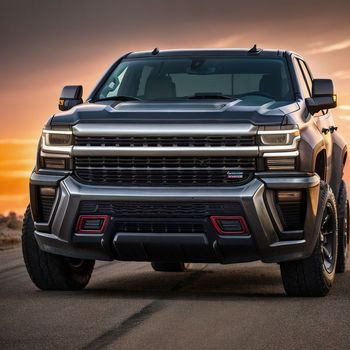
[338,105,350,110]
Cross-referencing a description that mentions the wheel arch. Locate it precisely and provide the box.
[330,132,347,200]
[313,149,327,181]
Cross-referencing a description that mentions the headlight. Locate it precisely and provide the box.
[39,129,72,171]
[258,125,300,146]
[260,133,290,145]
[258,125,300,171]
[43,130,73,146]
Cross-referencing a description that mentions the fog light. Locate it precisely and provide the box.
[76,215,109,234]
[210,216,248,235]
[266,158,295,170]
[39,187,56,196]
[277,191,302,202]
[43,158,66,169]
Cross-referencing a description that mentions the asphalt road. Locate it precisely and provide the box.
[0,247,349,350]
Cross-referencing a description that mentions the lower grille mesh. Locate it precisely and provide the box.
[79,201,244,218]
[116,221,205,233]
[79,201,245,235]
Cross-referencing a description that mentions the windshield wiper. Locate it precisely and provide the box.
[186,93,235,100]
[93,95,141,102]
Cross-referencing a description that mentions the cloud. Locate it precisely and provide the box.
[0,139,37,145]
[306,39,350,54]
[0,171,31,178]
[332,70,350,80]
[208,35,243,48]
[0,194,27,201]
[0,159,33,166]
[307,41,326,48]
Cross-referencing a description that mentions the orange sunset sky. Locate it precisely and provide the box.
[1,0,350,214]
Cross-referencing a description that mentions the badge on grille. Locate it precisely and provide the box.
[226,170,244,180]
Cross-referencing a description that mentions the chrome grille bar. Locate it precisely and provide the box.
[72,146,259,157]
[72,123,258,136]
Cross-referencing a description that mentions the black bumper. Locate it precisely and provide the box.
[31,173,321,264]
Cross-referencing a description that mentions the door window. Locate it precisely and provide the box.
[293,58,311,98]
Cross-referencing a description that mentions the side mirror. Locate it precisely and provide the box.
[306,79,337,115]
[59,85,83,111]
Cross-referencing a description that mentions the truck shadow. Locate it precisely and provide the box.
[81,263,288,300]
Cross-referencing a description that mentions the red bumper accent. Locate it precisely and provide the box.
[76,215,109,234]
[210,216,248,235]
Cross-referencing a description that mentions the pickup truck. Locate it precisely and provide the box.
[22,47,348,296]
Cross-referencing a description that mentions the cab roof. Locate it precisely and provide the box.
[127,48,289,59]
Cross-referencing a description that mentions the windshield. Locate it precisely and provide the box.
[94,57,294,102]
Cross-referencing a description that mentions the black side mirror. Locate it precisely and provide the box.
[306,79,337,115]
[59,85,83,111]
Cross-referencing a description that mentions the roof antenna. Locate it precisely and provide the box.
[248,44,262,54]
[152,47,160,55]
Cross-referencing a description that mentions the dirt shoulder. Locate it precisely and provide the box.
[0,224,22,250]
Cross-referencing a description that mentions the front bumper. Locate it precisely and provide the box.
[30,173,321,264]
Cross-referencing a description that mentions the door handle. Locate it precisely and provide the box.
[330,126,338,133]
[322,128,330,135]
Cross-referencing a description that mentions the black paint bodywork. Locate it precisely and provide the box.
[31,48,348,263]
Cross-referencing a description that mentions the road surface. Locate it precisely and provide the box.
[0,247,349,349]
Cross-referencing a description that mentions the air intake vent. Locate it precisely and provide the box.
[38,187,56,222]
[116,221,206,234]
[278,202,305,231]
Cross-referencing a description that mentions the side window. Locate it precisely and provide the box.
[298,60,313,94]
[293,58,311,98]
[299,60,326,116]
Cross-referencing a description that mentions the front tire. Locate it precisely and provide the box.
[336,180,349,273]
[280,181,338,297]
[22,205,95,291]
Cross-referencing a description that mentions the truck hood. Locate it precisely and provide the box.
[50,98,300,127]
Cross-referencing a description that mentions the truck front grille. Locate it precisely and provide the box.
[75,135,256,147]
[74,156,255,186]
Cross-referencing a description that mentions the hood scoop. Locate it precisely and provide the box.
[112,101,235,112]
